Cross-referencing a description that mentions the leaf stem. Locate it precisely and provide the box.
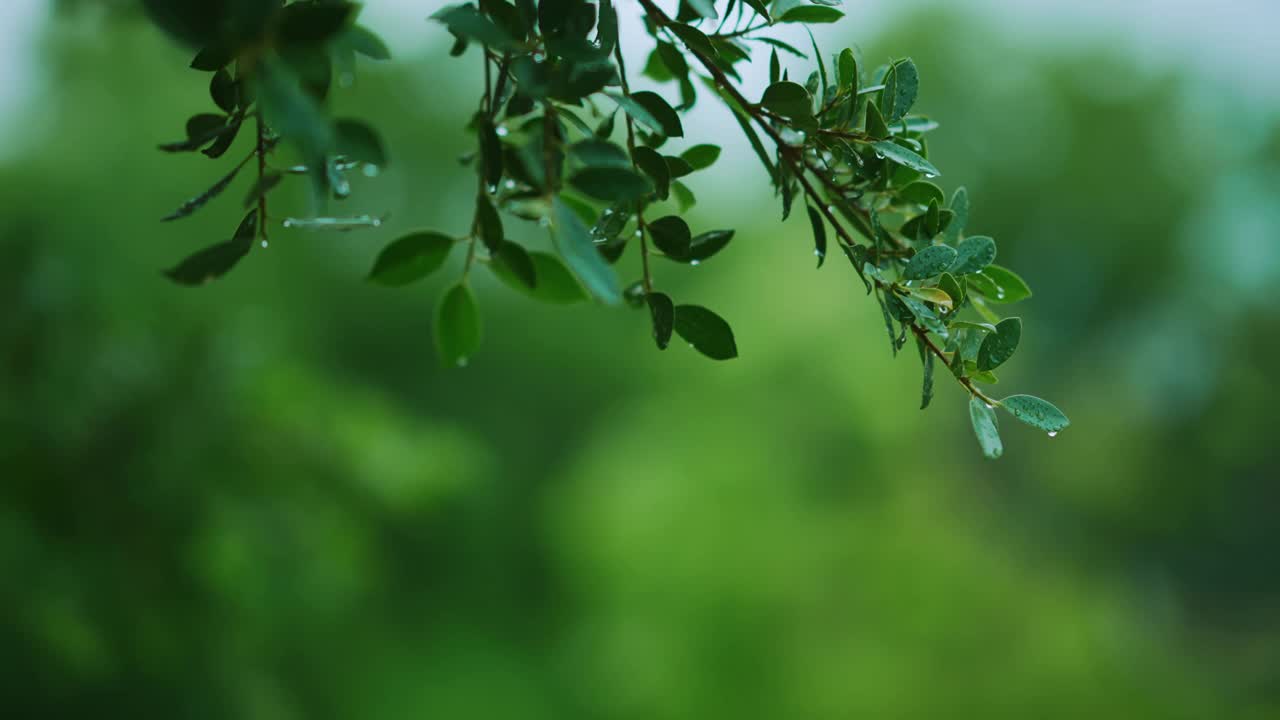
[255,113,268,241]
[612,23,654,294]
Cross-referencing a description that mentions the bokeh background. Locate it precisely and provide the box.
[3,1,1279,717]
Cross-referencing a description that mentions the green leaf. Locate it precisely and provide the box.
[491,251,588,303]
[164,210,255,286]
[435,283,482,368]
[880,58,919,124]
[977,264,1033,304]
[648,215,692,259]
[210,69,237,114]
[477,116,502,187]
[898,181,944,207]
[1000,395,1070,434]
[664,155,695,179]
[570,139,631,168]
[837,48,858,93]
[475,193,504,252]
[939,272,965,307]
[669,23,718,59]
[680,144,721,171]
[568,167,653,203]
[190,44,232,71]
[806,29,828,103]
[896,293,948,337]
[687,229,732,263]
[969,397,1003,459]
[368,231,454,286]
[944,186,969,243]
[906,286,953,310]
[647,292,675,350]
[949,235,997,275]
[278,1,357,46]
[673,305,738,360]
[778,5,844,23]
[632,146,670,200]
[431,4,516,49]
[552,197,621,304]
[672,180,697,212]
[255,56,334,182]
[491,240,537,289]
[159,113,230,153]
[977,317,1021,371]
[806,205,827,268]
[142,0,227,46]
[760,81,813,120]
[871,140,940,177]
[335,119,387,167]
[742,0,773,22]
[162,163,244,222]
[345,25,392,60]
[902,244,957,280]
[610,91,683,137]
[917,335,935,409]
[864,101,890,140]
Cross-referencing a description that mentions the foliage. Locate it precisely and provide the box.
[143,0,1068,457]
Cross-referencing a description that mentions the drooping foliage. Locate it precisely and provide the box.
[143,0,1068,457]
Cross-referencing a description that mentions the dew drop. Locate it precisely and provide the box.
[690,259,701,266]
[260,240,269,249]
[634,230,642,237]
[487,184,498,194]
[984,403,995,410]
[1047,431,1059,438]
[362,164,381,178]
[503,179,516,189]
[282,219,295,228]
[924,173,938,179]
[495,126,510,137]
[996,290,1006,299]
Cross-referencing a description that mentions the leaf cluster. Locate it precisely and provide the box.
[146,0,1068,457]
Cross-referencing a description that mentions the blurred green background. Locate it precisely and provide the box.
[3,1,1279,717]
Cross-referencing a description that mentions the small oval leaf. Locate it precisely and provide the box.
[673,304,738,360]
[368,231,454,286]
[435,282,482,368]
[903,244,957,280]
[1000,395,1070,434]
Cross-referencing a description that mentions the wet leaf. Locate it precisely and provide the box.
[552,197,621,304]
[806,205,827,268]
[871,140,940,177]
[164,210,256,286]
[435,282,482,368]
[902,244,957,280]
[1001,395,1070,434]
[949,235,997,275]
[367,231,454,286]
[977,317,1021,371]
[647,292,674,349]
[969,397,1003,459]
[673,305,738,360]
